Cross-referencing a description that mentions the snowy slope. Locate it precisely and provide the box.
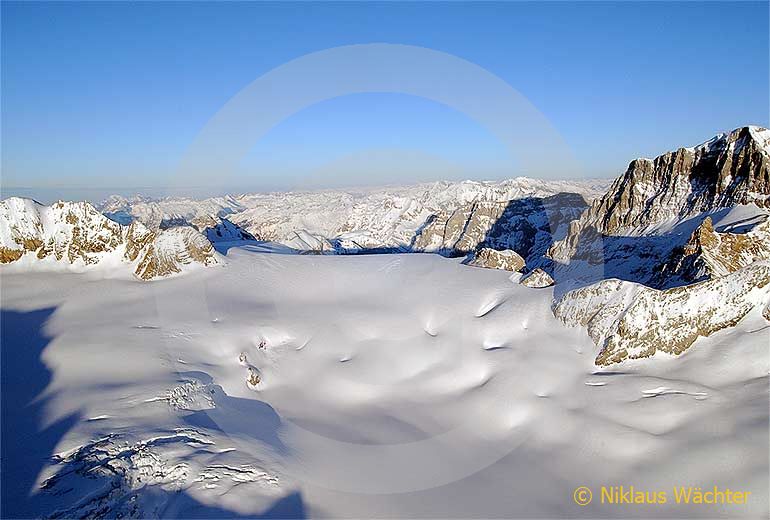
[1,248,767,518]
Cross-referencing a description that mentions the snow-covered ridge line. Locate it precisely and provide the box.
[554,261,770,365]
[0,197,222,280]
[545,126,770,365]
[549,126,770,267]
[97,177,611,254]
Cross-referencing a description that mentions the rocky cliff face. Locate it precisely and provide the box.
[0,197,222,280]
[189,216,260,243]
[550,127,770,365]
[554,261,770,366]
[0,197,46,262]
[520,268,554,288]
[411,201,505,254]
[134,227,221,280]
[550,126,770,264]
[658,214,770,286]
[410,192,589,268]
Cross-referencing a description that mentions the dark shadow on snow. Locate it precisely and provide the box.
[177,370,288,455]
[1,308,82,519]
[547,205,753,300]
[0,309,300,519]
[160,490,308,519]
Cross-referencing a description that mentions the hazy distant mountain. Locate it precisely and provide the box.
[97,178,609,260]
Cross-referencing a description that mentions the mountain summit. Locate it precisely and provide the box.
[550,126,770,264]
[0,198,222,280]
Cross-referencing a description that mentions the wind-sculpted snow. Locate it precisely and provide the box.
[554,261,770,365]
[3,129,770,517]
[0,198,223,280]
[2,251,767,517]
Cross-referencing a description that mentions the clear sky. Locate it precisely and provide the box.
[2,1,768,200]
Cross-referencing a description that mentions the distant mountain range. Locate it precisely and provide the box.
[2,125,768,365]
[0,198,222,280]
[97,177,609,255]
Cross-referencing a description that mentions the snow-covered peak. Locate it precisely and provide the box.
[0,197,222,280]
[99,178,608,255]
[684,125,770,156]
[134,226,222,280]
[550,125,770,264]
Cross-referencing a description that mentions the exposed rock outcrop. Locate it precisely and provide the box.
[0,197,222,280]
[547,127,770,365]
[550,126,770,265]
[134,227,221,280]
[467,248,525,272]
[554,262,770,365]
[520,268,554,288]
[412,192,589,264]
[190,216,260,243]
[1,199,123,266]
[412,201,503,254]
[658,215,770,286]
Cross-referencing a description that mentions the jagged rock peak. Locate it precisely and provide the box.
[134,227,221,280]
[0,198,124,266]
[0,197,222,280]
[550,126,770,262]
[658,214,770,286]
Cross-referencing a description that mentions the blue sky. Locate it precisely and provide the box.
[2,1,768,199]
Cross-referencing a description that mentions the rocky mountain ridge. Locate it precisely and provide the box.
[658,213,770,287]
[554,261,770,365]
[551,126,770,365]
[0,198,222,280]
[98,178,609,261]
[549,126,770,266]
[4,126,769,365]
